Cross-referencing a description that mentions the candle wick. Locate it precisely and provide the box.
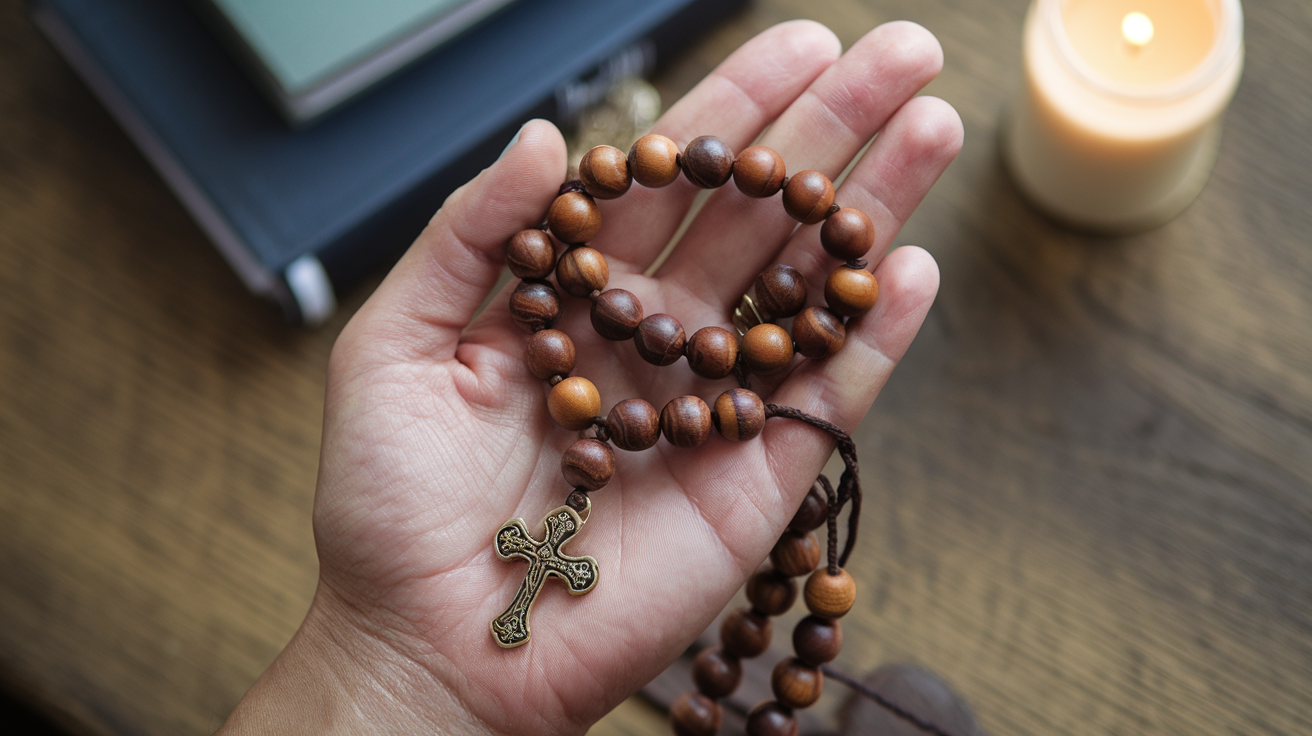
[1122,12,1154,48]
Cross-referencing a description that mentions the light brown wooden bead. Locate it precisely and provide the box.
[824,266,879,317]
[820,207,876,261]
[804,568,856,618]
[792,615,842,666]
[660,395,712,448]
[579,145,632,199]
[746,569,797,616]
[754,264,807,319]
[680,135,735,188]
[788,484,829,533]
[605,398,660,452]
[782,170,835,224]
[670,692,721,736]
[561,438,615,491]
[685,326,738,379]
[720,607,772,658]
[692,647,742,699]
[628,134,682,188]
[741,323,794,375]
[508,280,560,332]
[712,388,765,442]
[770,531,821,578]
[556,246,609,297]
[590,288,643,340]
[547,191,602,244]
[792,306,845,359]
[745,702,797,736]
[635,313,686,366]
[524,328,575,380]
[733,145,786,198]
[505,229,555,279]
[547,376,600,431]
[772,657,823,709]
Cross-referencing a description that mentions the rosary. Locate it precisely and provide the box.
[493,133,884,736]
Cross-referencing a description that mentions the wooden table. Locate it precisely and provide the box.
[2,0,1309,734]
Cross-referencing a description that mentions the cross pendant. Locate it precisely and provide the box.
[490,498,599,648]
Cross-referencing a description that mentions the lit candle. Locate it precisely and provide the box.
[1003,0,1244,233]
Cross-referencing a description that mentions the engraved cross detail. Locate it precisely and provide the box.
[490,504,599,648]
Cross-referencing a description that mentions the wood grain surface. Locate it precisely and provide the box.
[1,0,1310,735]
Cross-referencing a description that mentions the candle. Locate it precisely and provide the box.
[1003,0,1244,233]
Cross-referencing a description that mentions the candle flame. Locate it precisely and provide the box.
[1122,12,1154,47]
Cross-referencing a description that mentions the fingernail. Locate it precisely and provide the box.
[498,123,525,160]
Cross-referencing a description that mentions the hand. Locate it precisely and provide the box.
[220,20,961,736]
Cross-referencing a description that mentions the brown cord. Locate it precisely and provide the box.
[558,179,586,195]
[822,666,959,736]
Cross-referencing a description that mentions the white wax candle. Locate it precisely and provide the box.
[1003,0,1244,233]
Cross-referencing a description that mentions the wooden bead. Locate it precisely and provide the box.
[820,207,875,261]
[561,438,615,491]
[692,647,742,699]
[745,701,797,736]
[788,484,829,533]
[792,307,845,359]
[579,145,632,199]
[605,398,660,452]
[670,692,721,736]
[720,607,772,658]
[772,657,823,709]
[590,289,643,341]
[524,328,575,380]
[792,615,842,666]
[782,170,835,224]
[685,326,738,379]
[547,376,600,431]
[556,246,609,297]
[505,229,555,279]
[660,396,712,448]
[770,531,820,578]
[628,134,681,188]
[754,264,807,319]
[741,324,794,375]
[635,313,686,366]
[824,266,879,318]
[804,568,856,618]
[746,569,797,616]
[547,191,601,244]
[733,145,786,198]
[508,280,560,332]
[712,388,765,442]
[680,135,735,188]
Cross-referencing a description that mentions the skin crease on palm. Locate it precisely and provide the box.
[218,19,963,736]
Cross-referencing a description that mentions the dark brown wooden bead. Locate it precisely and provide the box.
[772,657,823,709]
[770,531,821,578]
[508,280,560,332]
[670,692,721,736]
[720,607,772,658]
[561,438,615,491]
[547,376,600,431]
[524,328,575,380]
[579,145,632,199]
[547,191,602,244]
[680,135,735,188]
[556,246,609,297]
[746,569,797,616]
[628,134,682,188]
[804,568,856,618]
[824,266,879,317]
[590,289,643,340]
[745,701,797,736]
[505,229,555,279]
[733,145,786,198]
[741,324,794,375]
[660,396,712,448]
[605,398,660,452]
[820,207,876,261]
[792,615,842,666]
[692,647,742,699]
[712,388,765,442]
[635,313,686,366]
[788,484,829,533]
[792,307,845,359]
[685,326,738,379]
[754,264,807,319]
[782,170,835,224]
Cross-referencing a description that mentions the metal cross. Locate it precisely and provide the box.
[490,501,599,648]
